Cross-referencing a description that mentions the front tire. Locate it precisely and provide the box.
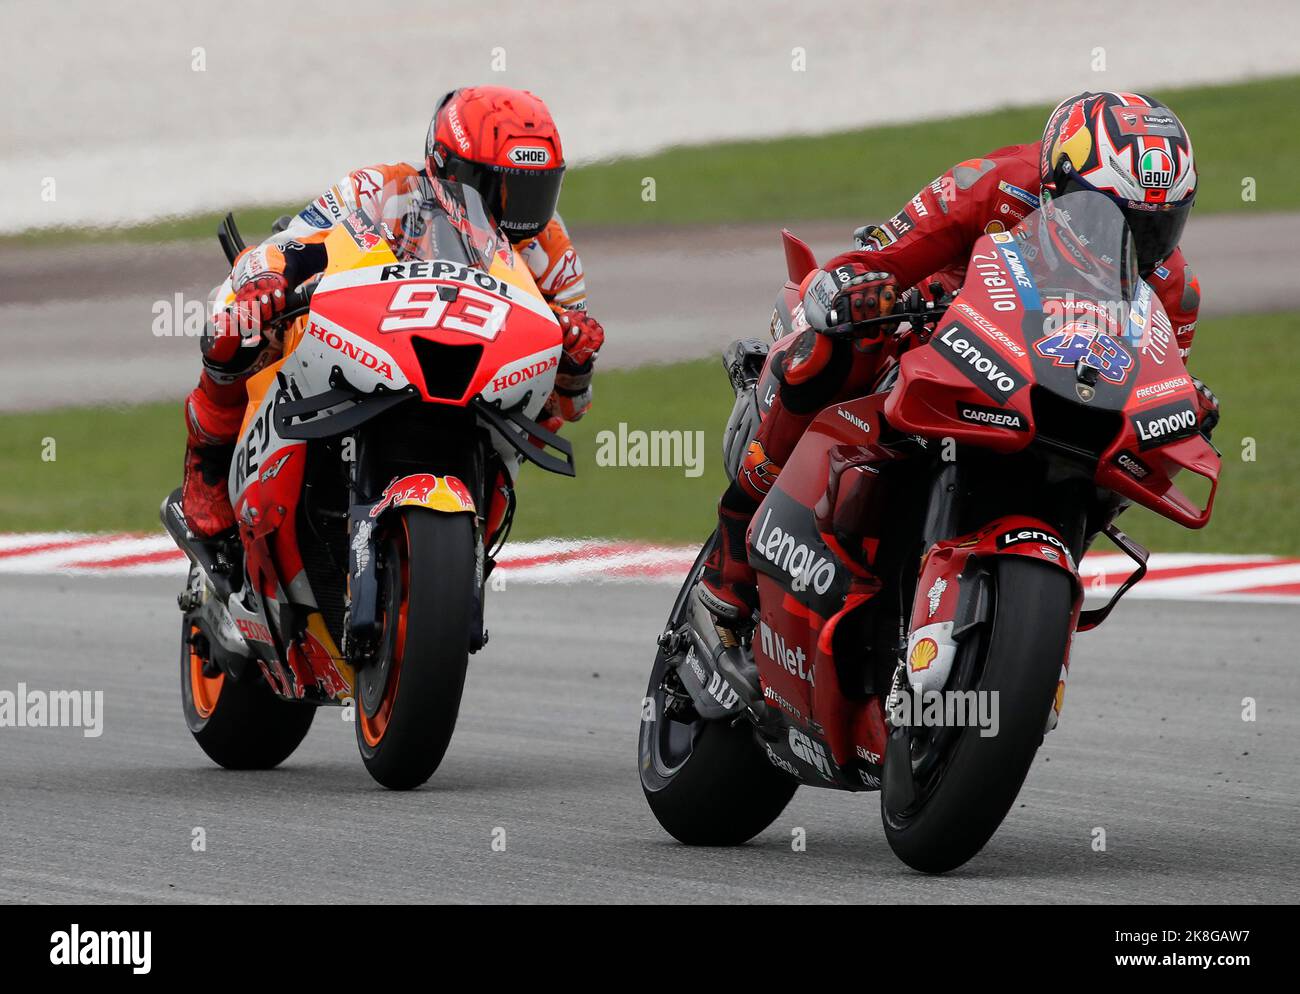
[355,509,475,790]
[181,621,316,770]
[881,557,1073,873]
[638,537,798,845]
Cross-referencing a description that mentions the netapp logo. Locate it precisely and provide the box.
[933,322,1027,400]
[1131,400,1199,450]
[758,621,814,684]
[956,402,1027,431]
[752,507,836,595]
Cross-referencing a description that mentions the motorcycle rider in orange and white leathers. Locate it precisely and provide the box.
[181,86,604,537]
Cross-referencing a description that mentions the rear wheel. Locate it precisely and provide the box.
[638,537,798,845]
[881,557,1073,873]
[181,621,316,770]
[355,509,474,790]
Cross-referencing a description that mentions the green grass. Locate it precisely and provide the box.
[1,311,1296,554]
[12,76,1298,248]
[0,401,187,535]
[1117,312,1300,557]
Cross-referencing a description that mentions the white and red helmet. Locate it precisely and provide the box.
[1040,91,1196,273]
[426,86,566,243]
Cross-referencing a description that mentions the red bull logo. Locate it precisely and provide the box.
[288,629,351,699]
[369,473,476,518]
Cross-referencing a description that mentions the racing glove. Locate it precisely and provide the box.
[557,309,604,370]
[204,246,292,364]
[1191,375,1220,435]
[801,264,897,336]
[546,309,605,422]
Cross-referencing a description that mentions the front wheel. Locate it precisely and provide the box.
[355,509,475,790]
[881,556,1073,873]
[638,536,798,845]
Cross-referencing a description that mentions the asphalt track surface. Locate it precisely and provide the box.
[1,573,1296,904]
[1,211,1297,412]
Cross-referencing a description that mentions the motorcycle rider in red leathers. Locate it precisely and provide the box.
[181,86,605,538]
[698,90,1220,629]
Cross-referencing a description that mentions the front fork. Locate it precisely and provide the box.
[883,458,963,807]
[341,431,489,664]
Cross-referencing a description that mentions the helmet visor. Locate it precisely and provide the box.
[439,152,564,243]
[1126,198,1193,274]
[1062,172,1192,274]
[492,166,565,242]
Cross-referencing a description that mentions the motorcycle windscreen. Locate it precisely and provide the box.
[395,178,508,273]
[998,189,1188,414]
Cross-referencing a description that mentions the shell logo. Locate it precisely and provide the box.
[908,637,938,673]
[1054,679,1066,715]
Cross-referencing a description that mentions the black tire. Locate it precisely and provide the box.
[355,509,474,790]
[181,620,316,770]
[881,557,1073,873]
[638,537,798,845]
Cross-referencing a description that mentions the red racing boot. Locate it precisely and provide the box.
[180,370,247,537]
[696,436,784,622]
[697,492,759,623]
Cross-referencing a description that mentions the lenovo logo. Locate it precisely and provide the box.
[934,322,1027,400]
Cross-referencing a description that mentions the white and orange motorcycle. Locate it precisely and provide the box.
[162,182,574,789]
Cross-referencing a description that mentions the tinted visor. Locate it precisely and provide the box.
[1126,198,1192,274]
[1060,174,1192,274]
[440,153,564,243]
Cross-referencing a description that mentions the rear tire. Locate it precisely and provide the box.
[181,621,316,770]
[881,557,1073,873]
[639,537,798,845]
[355,509,474,790]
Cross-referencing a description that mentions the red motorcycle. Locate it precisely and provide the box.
[638,190,1220,872]
[164,181,575,790]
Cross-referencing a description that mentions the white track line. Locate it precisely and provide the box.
[0,533,1296,603]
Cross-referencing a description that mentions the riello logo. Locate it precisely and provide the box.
[307,323,394,380]
[492,356,557,393]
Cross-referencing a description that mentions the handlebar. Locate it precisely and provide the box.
[277,281,316,324]
[215,213,318,329]
[214,280,316,336]
[823,293,950,341]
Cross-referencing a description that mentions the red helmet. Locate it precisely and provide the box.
[426,86,566,243]
[1040,91,1196,274]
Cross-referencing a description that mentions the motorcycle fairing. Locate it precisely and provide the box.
[747,394,904,785]
[221,245,547,705]
[886,241,1037,454]
[305,259,561,415]
[889,228,1219,527]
